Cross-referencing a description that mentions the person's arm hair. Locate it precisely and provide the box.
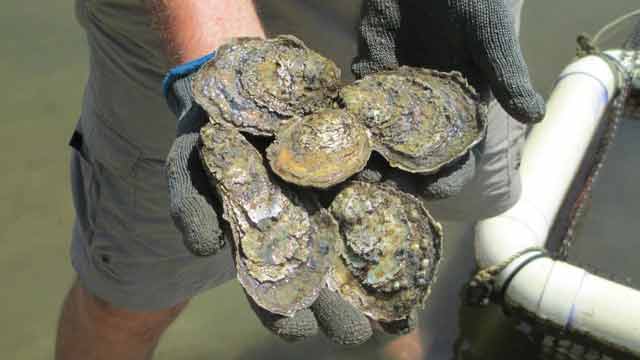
[146,0,265,65]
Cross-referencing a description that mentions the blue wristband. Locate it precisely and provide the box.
[162,52,216,98]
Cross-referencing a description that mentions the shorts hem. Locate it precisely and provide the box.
[71,222,213,312]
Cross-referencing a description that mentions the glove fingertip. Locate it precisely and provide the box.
[311,289,373,346]
[490,72,546,124]
[272,309,319,343]
[503,90,546,124]
[171,196,225,256]
[183,226,225,256]
[247,296,318,342]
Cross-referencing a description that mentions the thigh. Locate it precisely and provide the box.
[69,118,235,311]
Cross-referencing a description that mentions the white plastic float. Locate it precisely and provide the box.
[475,52,640,356]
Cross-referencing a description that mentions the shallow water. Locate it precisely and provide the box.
[1,1,639,359]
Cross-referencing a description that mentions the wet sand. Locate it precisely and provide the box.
[1,1,639,359]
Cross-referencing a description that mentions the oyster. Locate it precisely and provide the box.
[193,35,341,136]
[266,109,372,189]
[340,67,486,174]
[327,181,443,323]
[199,119,338,316]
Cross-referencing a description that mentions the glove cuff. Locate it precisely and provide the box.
[162,52,215,99]
[162,52,216,134]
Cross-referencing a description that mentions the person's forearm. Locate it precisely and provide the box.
[147,0,265,65]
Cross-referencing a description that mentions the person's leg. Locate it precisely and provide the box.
[382,328,425,360]
[55,280,188,360]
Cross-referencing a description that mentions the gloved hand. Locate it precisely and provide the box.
[251,288,418,342]
[421,152,477,199]
[352,0,545,124]
[249,288,374,344]
[164,53,223,256]
[163,53,374,345]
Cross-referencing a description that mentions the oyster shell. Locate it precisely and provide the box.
[266,109,372,189]
[199,119,338,316]
[340,67,486,174]
[327,181,443,323]
[193,35,341,136]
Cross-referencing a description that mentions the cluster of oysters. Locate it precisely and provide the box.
[194,36,487,327]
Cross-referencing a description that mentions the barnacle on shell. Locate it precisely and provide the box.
[327,181,443,323]
[340,67,486,174]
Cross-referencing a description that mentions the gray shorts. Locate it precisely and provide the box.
[69,116,236,311]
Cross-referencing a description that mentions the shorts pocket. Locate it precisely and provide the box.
[69,129,101,242]
[71,120,141,282]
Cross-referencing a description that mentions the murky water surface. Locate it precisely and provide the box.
[1,1,639,359]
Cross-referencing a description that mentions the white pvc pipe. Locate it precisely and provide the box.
[476,54,616,267]
[474,54,640,356]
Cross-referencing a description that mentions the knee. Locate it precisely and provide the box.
[72,281,188,342]
[380,327,425,360]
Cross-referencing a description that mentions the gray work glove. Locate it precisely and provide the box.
[163,54,373,345]
[421,152,477,199]
[353,0,545,124]
[249,288,373,344]
[164,53,224,256]
[353,0,544,198]
[250,288,414,342]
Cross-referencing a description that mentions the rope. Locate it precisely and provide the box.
[576,33,600,58]
[576,9,640,59]
[465,247,547,306]
[472,247,546,284]
[592,9,640,47]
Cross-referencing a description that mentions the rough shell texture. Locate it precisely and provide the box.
[327,181,443,323]
[340,67,486,174]
[266,109,372,189]
[199,119,338,316]
[193,35,341,136]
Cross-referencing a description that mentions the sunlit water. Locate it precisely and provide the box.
[1,1,639,359]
